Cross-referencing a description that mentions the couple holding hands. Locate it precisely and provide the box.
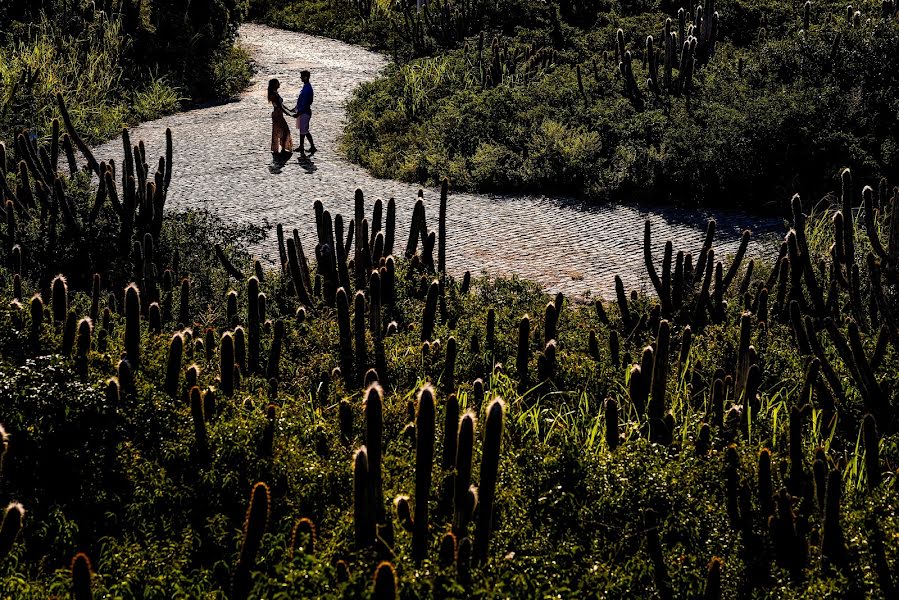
[268,70,317,163]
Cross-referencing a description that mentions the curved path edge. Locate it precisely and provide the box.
[94,23,784,298]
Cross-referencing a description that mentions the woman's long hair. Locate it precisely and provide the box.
[267,79,280,103]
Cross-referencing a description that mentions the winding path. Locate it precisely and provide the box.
[95,24,783,298]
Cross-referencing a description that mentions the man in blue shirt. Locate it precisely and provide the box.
[294,70,317,157]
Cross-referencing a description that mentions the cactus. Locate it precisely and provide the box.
[354,291,368,385]
[369,270,381,338]
[247,277,260,374]
[51,274,68,325]
[232,482,270,600]
[605,398,619,450]
[234,327,247,375]
[516,315,530,384]
[365,384,385,524]
[537,339,557,382]
[190,386,208,462]
[266,320,285,381]
[373,561,397,600]
[724,444,740,526]
[0,502,24,560]
[354,447,375,548]
[289,518,316,558]
[696,422,711,456]
[442,393,459,470]
[220,332,235,396]
[629,364,646,416]
[421,280,439,342]
[862,414,881,490]
[336,288,354,380]
[286,237,313,306]
[648,320,670,442]
[124,283,140,368]
[411,385,436,563]
[453,411,476,537]
[163,333,184,397]
[71,552,93,600]
[474,398,504,565]
[645,508,672,600]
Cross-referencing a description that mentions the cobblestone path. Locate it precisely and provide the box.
[94,24,784,299]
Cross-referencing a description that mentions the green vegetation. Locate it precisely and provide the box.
[0,96,899,598]
[258,0,899,210]
[1,1,252,145]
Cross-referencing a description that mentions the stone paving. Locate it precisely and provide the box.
[94,24,785,299]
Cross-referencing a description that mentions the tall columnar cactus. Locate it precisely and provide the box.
[232,482,270,600]
[247,277,260,374]
[234,327,247,375]
[411,385,436,563]
[286,237,313,306]
[645,508,672,600]
[190,386,208,463]
[51,275,68,325]
[474,398,504,565]
[289,518,316,558]
[421,280,439,342]
[336,288,354,381]
[365,384,385,525]
[178,278,190,326]
[74,318,92,381]
[373,561,397,600]
[0,502,24,560]
[354,446,375,548]
[648,320,670,443]
[605,398,619,450]
[71,552,93,600]
[516,315,530,384]
[704,556,722,600]
[543,301,557,345]
[163,333,184,398]
[220,332,235,397]
[724,444,740,526]
[57,309,75,356]
[124,284,140,368]
[368,270,383,340]
[354,291,368,385]
[442,393,459,471]
[266,320,285,381]
[862,415,881,490]
[453,411,476,537]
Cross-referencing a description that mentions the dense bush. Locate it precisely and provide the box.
[0,99,899,597]
[258,0,899,211]
[0,1,252,144]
